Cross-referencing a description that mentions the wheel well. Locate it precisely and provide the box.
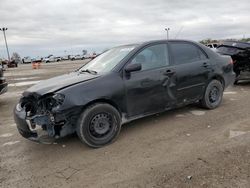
[211,75,225,88]
[82,99,122,116]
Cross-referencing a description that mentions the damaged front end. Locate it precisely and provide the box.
[14,92,81,143]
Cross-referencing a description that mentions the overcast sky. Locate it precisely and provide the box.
[0,0,249,58]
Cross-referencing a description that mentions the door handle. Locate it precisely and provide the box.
[163,69,175,76]
[202,62,209,68]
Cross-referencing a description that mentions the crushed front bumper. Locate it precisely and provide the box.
[0,82,8,95]
[14,108,39,141]
[14,104,79,143]
[14,107,59,143]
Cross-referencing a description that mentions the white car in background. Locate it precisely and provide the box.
[62,55,70,60]
[22,56,32,63]
[206,43,219,52]
[43,55,61,63]
[70,54,85,61]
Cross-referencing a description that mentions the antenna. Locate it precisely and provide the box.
[175,26,184,39]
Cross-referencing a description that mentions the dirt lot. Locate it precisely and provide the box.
[0,61,249,188]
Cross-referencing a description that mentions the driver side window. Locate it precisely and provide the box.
[131,44,169,71]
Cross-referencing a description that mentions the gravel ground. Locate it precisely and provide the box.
[0,61,249,188]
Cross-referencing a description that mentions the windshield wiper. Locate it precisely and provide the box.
[79,69,97,75]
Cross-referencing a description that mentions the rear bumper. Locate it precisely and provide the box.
[0,82,8,95]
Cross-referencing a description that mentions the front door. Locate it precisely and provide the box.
[124,43,176,117]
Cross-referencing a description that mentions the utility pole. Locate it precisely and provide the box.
[0,28,11,62]
[165,28,170,39]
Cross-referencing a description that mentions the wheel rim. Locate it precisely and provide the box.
[89,113,113,139]
[209,86,220,103]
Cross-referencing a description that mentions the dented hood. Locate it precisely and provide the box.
[25,71,100,96]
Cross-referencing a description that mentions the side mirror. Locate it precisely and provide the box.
[125,63,141,73]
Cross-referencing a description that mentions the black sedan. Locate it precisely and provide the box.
[14,40,235,147]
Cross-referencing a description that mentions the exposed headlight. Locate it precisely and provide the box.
[52,93,65,105]
[16,103,22,112]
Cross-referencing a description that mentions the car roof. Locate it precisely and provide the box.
[115,39,202,49]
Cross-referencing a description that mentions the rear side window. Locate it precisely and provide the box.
[170,42,207,65]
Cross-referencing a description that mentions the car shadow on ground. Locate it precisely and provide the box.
[44,105,199,150]
[235,80,250,87]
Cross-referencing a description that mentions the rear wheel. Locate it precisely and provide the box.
[201,80,223,109]
[76,103,121,148]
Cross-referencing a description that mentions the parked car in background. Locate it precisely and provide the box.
[70,54,85,60]
[43,55,61,63]
[206,43,219,52]
[22,56,32,64]
[90,52,97,59]
[32,57,43,63]
[7,60,18,68]
[83,54,92,59]
[0,64,8,95]
[14,40,235,148]
[62,55,70,60]
[216,41,250,83]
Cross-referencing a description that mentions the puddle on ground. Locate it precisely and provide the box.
[2,141,20,146]
[1,91,22,98]
[4,69,46,77]
[0,133,13,138]
[10,123,16,127]
[11,77,40,81]
[230,98,238,101]
[229,130,249,138]
[224,91,237,95]
[175,114,186,118]
[9,80,41,87]
[190,110,206,116]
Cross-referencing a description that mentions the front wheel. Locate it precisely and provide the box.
[201,80,223,109]
[76,103,121,148]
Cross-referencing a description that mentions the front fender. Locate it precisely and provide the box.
[57,73,126,113]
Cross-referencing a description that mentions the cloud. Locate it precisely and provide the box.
[0,0,249,57]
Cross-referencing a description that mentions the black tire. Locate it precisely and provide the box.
[76,103,121,148]
[201,80,224,109]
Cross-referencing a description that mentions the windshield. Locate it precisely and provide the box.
[79,45,137,73]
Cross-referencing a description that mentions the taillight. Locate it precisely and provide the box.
[229,59,235,65]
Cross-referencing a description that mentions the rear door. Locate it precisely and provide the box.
[169,41,211,104]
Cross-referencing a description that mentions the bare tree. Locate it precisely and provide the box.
[11,52,21,63]
[82,50,87,55]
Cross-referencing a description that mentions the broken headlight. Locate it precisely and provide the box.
[52,93,65,106]
[16,103,22,112]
